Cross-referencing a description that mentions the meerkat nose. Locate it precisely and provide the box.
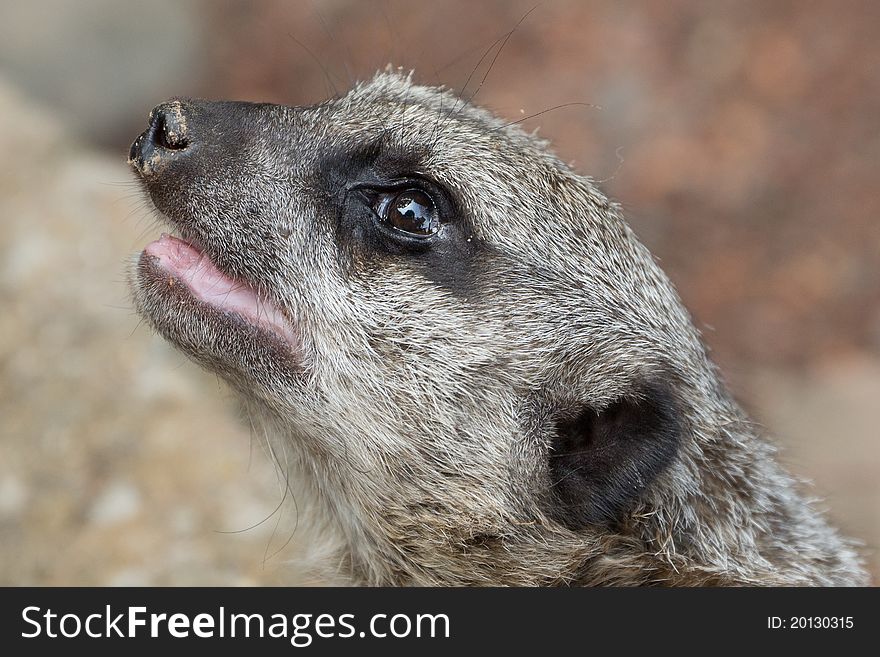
[128,99,191,173]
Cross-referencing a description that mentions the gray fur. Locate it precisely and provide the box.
[129,70,868,586]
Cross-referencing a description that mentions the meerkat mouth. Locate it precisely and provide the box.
[141,233,298,346]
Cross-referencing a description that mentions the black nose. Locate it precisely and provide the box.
[128,100,191,173]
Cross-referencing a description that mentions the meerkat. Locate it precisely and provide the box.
[127,70,868,586]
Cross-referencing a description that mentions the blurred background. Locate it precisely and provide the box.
[0,0,877,585]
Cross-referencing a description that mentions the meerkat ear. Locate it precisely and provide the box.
[547,380,682,529]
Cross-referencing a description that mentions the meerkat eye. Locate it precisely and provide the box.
[375,189,439,236]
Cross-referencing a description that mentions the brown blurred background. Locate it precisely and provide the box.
[0,0,877,585]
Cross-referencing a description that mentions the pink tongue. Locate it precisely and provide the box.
[145,234,296,345]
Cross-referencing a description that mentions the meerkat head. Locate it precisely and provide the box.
[129,70,866,586]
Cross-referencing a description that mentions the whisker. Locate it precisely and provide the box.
[461,4,539,110]
[287,32,341,99]
[496,102,602,130]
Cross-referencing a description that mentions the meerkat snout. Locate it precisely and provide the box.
[128,70,868,586]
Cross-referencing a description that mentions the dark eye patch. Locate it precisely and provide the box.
[317,136,494,299]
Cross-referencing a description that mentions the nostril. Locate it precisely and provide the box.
[151,105,189,151]
[129,101,192,173]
